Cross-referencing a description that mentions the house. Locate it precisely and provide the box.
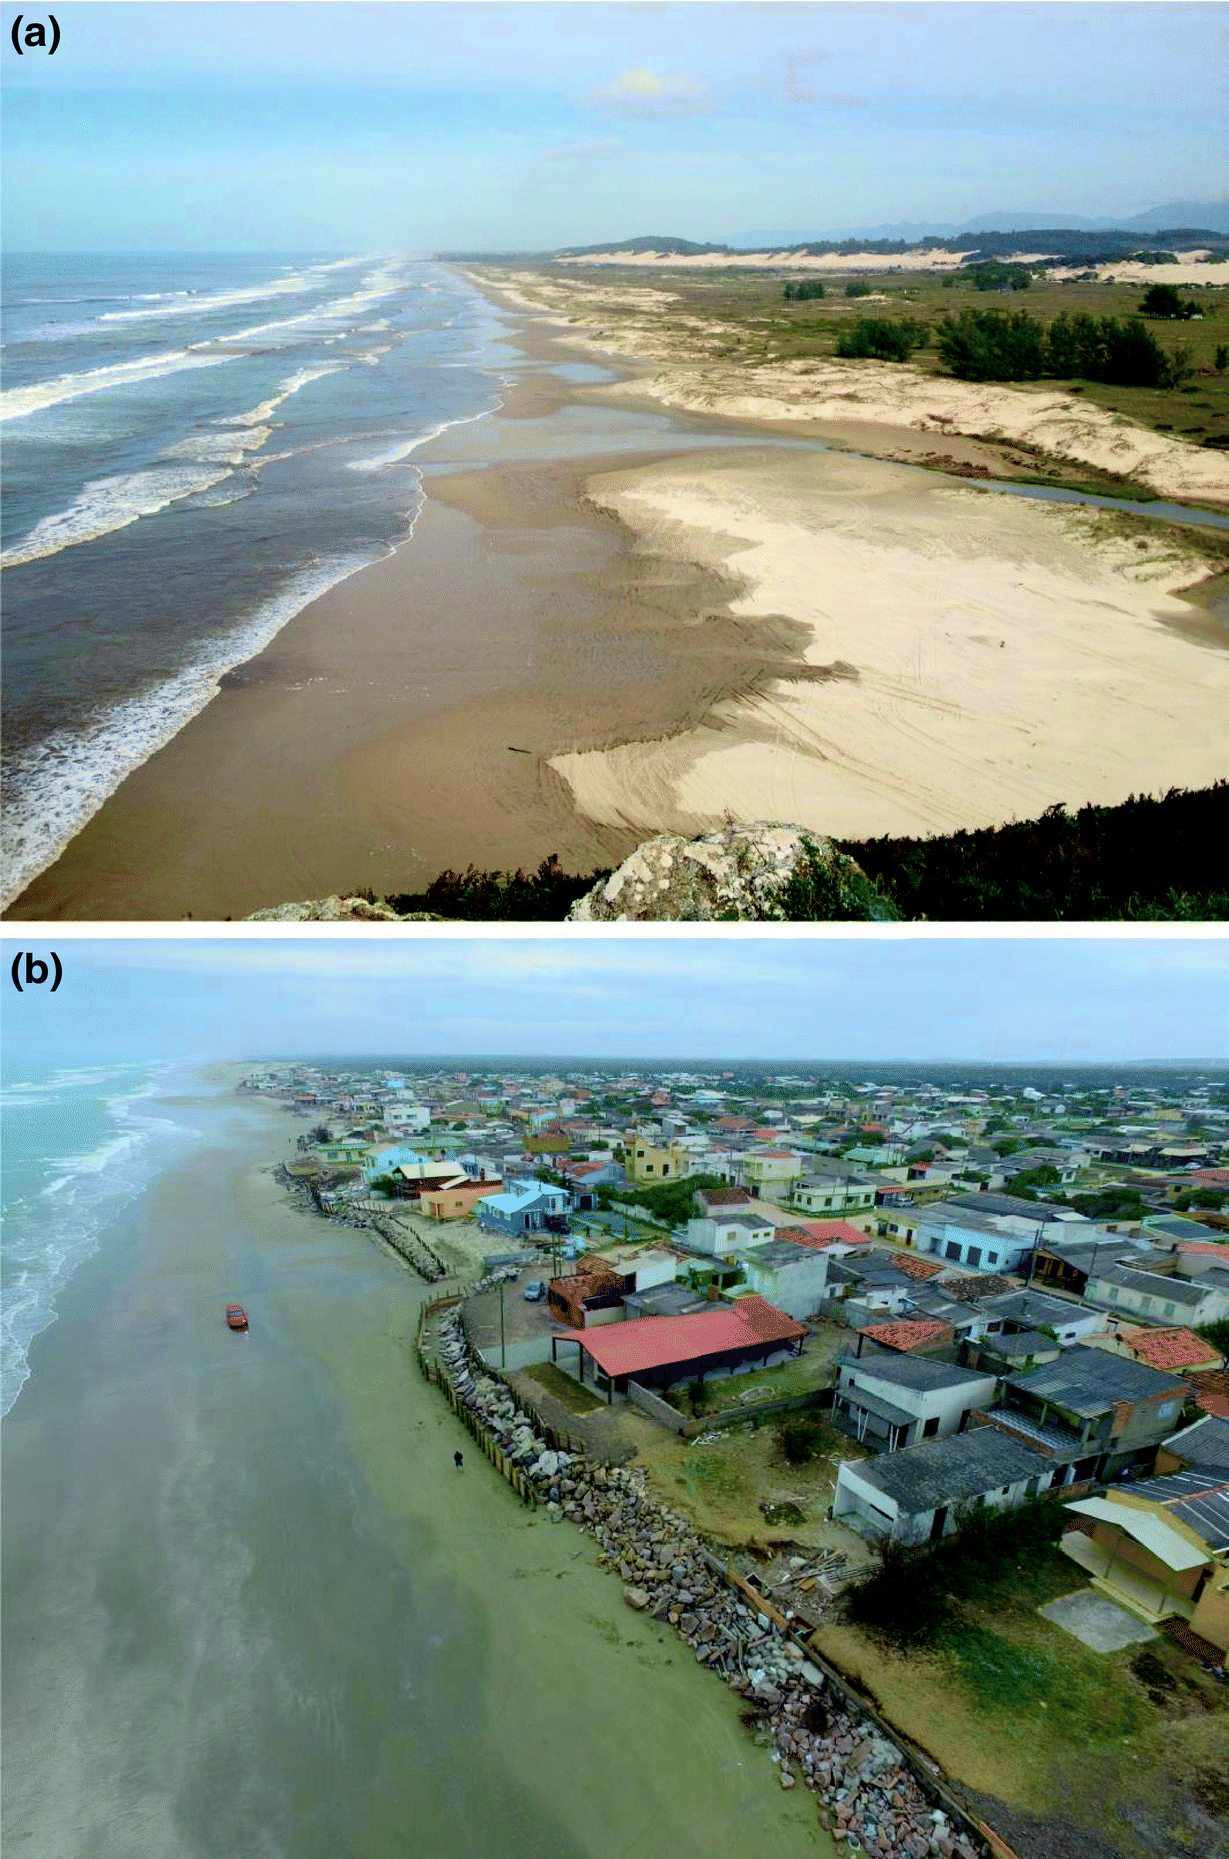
[625,1131,693,1183]
[738,1149,803,1202]
[833,1427,1057,1545]
[1030,1234,1150,1297]
[551,1296,806,1402]
[775,1220,873,1257]
[476,1177,569,1237]
[737,1237,830,1319]
[585,1244,679,1295]
[1089,1324,1223,1377]
[790,1162,879,1216]
[686,1211,775,1257]
[1158,1413,1229,1479]
[319,1135,373,1168]
[832,1349,998,1452]
[917,1198,1088,1275]
[1061,1473,1229,1651]
[979,1346,1190,1481]
[421,1177,502,1221]
[547,1269,627,1329]
[1084,1262,1229,1329]
[855,1318,953,1355]
[971,1288,1105,1348]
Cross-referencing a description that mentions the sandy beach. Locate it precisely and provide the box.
[1,1076,830,1859]
[7,271,1228,919]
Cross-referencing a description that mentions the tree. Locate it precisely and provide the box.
[845,280,874,298]
[1009,1164,1061,1192]
[370,1174,401,1198]
[836,317,929,363]
[309,1124,333,1144]
[1138,282,1198,320]
[686,1376,710,1416]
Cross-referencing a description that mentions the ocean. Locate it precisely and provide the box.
[1,253,512,907]
[0,1056,196,1415]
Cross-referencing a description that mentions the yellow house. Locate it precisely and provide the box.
[624,1130,692,1184]
[1061,1473,1229,1652]
[739,1149,802,1203]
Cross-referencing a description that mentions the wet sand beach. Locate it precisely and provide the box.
[1,1078,830,1859]
[8,280,1228,919]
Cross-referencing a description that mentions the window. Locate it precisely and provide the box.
[1162,1301,1176,1318]
[986,1253,999,1266]
[967,1246,982,1268]
[923,1416,941,1438]
[945,1241,961,1261]
[1108,1286,1118,1300]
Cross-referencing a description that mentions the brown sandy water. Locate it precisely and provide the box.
[1,1082,831,1859]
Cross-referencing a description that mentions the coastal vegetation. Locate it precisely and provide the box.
[834,316,929,362]
[935,307,1192,387]
[536,257,1229,452]
[364,781,1229,921]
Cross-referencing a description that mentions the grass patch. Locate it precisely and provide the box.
[520,1360,606,1413]
[934,1612,1151,1741]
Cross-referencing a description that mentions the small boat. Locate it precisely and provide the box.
[225,1303,249,1331]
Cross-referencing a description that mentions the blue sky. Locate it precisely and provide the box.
[3,4,1223,251]
[3,936,1225,1066]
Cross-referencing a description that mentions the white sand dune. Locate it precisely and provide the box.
[550,451,1229,845]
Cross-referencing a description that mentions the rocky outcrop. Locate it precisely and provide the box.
[431,1294,990,1859]
[244,896,450,922]
[565,823,875,922]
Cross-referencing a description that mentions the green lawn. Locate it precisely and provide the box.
[520,1360,607,1414]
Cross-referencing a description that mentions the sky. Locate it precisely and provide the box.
[3,934,1226,1067]
[3,3,1224,252]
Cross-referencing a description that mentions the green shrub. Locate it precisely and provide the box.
[845,280,874,298]
[836,317,928,362]
[769,838,900,920]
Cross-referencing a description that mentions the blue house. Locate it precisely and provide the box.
[477,1177,569,1237]
[364,1144,430,1183]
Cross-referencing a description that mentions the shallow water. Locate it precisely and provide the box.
[1,1085,830,1859]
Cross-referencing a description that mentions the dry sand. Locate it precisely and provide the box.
[550,448,1229,844]
[9,270,1227,920]
[471,267,1229,506]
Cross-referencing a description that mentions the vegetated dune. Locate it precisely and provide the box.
[471,267,1229,506]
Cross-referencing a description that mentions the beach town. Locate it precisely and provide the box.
[241,1057,1229,1859]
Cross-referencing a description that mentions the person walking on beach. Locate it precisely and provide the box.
[454,1451,464,1472]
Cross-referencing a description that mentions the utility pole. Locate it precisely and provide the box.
[499,1281,506,1370]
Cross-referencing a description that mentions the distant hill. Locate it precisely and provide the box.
[738,200,1229,246]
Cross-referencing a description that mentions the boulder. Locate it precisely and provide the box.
[622,1586,651,1611]
[565,823,882,922]
[244,895,452,922]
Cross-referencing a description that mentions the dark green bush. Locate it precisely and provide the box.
[836,317,929,363]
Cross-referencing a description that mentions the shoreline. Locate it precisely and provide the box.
[1,1072,829,1859]
[9,270,1229,919]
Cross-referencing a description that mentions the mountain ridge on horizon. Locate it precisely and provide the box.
[738,198,1229,246]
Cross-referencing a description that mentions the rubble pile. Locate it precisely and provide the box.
[433,1304,988,1859]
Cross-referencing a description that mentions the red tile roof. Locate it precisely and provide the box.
[858,1319,950,1353]
[1120,1327,1223,1372]
[1189,1368,1229,1418]
[556,1297,805,1378]
[782,1219,872,1251]
[889,1252,946,1280]
[1177,1241,1229,1258]
[696,1187,753,1207]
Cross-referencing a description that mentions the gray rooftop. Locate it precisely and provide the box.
[750,1238,827,1269]
[1127,1470,1229,1551]
[1091,1266,1207,1308]
[1164,1415,1229,1476]
[946,1192,1084,1224]
[978,1289,1087,1327]
[1006,1345,1188,1416]
[839,1352,994,1394]
[854,1427,1050,1515]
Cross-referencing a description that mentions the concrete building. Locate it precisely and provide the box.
[625,1131,694,1184]
[833,1428,1057,1545]
[736,1237,829,1319]
[686,1210,775,1257]
[1062,1474,1229,1652]
[737,1149,803,1203]
[832,1351,999,1453]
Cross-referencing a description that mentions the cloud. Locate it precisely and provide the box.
[591,67,713,120]
[540,138,625,166]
